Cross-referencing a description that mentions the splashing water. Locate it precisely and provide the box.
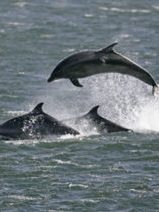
[130,97,159,132]
[88,74,159,133]
[33,72,159,135]
[86,74,159,133]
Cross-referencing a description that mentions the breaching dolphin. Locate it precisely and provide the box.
[47,42,157,92]
[64,105,129,134]
[0,103,79,140]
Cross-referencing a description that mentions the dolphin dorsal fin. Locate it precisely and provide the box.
[87,105,99,116]
[99,42,118,53]
[32,102,44,114]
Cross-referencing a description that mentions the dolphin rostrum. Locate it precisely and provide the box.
[47,42,157,92]
[64,105,129,134]
[0,103,79,140]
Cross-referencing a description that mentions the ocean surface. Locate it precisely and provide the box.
[0,0,159,211]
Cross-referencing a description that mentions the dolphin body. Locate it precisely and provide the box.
[47,42,157,92]
[0,103,79,140]
[64,105,129,134]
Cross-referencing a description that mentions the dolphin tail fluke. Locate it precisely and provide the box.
[70,78,83,87]
[153,85,159,96]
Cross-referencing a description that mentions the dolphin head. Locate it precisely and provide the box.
[47,70,58,82]
[47,61,65,83]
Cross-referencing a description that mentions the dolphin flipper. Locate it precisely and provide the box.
[70,78,83,87]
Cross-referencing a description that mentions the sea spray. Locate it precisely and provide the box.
[36,72,157,135]
[130,97,159,132]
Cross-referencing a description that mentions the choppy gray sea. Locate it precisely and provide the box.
[0,0,159,211]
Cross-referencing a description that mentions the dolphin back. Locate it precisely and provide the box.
[0,103,79,140]
[75,105,129,133]
[85,106,129,133]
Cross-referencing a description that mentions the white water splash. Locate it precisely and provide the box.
[129,97,159,132]
[79,74,159,134]
[7,72,159,137]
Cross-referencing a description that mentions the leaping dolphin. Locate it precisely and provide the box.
[64,105,129,134]
[47,42,157,92]
[0,103,79,140]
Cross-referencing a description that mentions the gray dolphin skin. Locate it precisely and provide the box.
[64,105,129,133]
[47,42,157,91]
[0,103,79,140]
